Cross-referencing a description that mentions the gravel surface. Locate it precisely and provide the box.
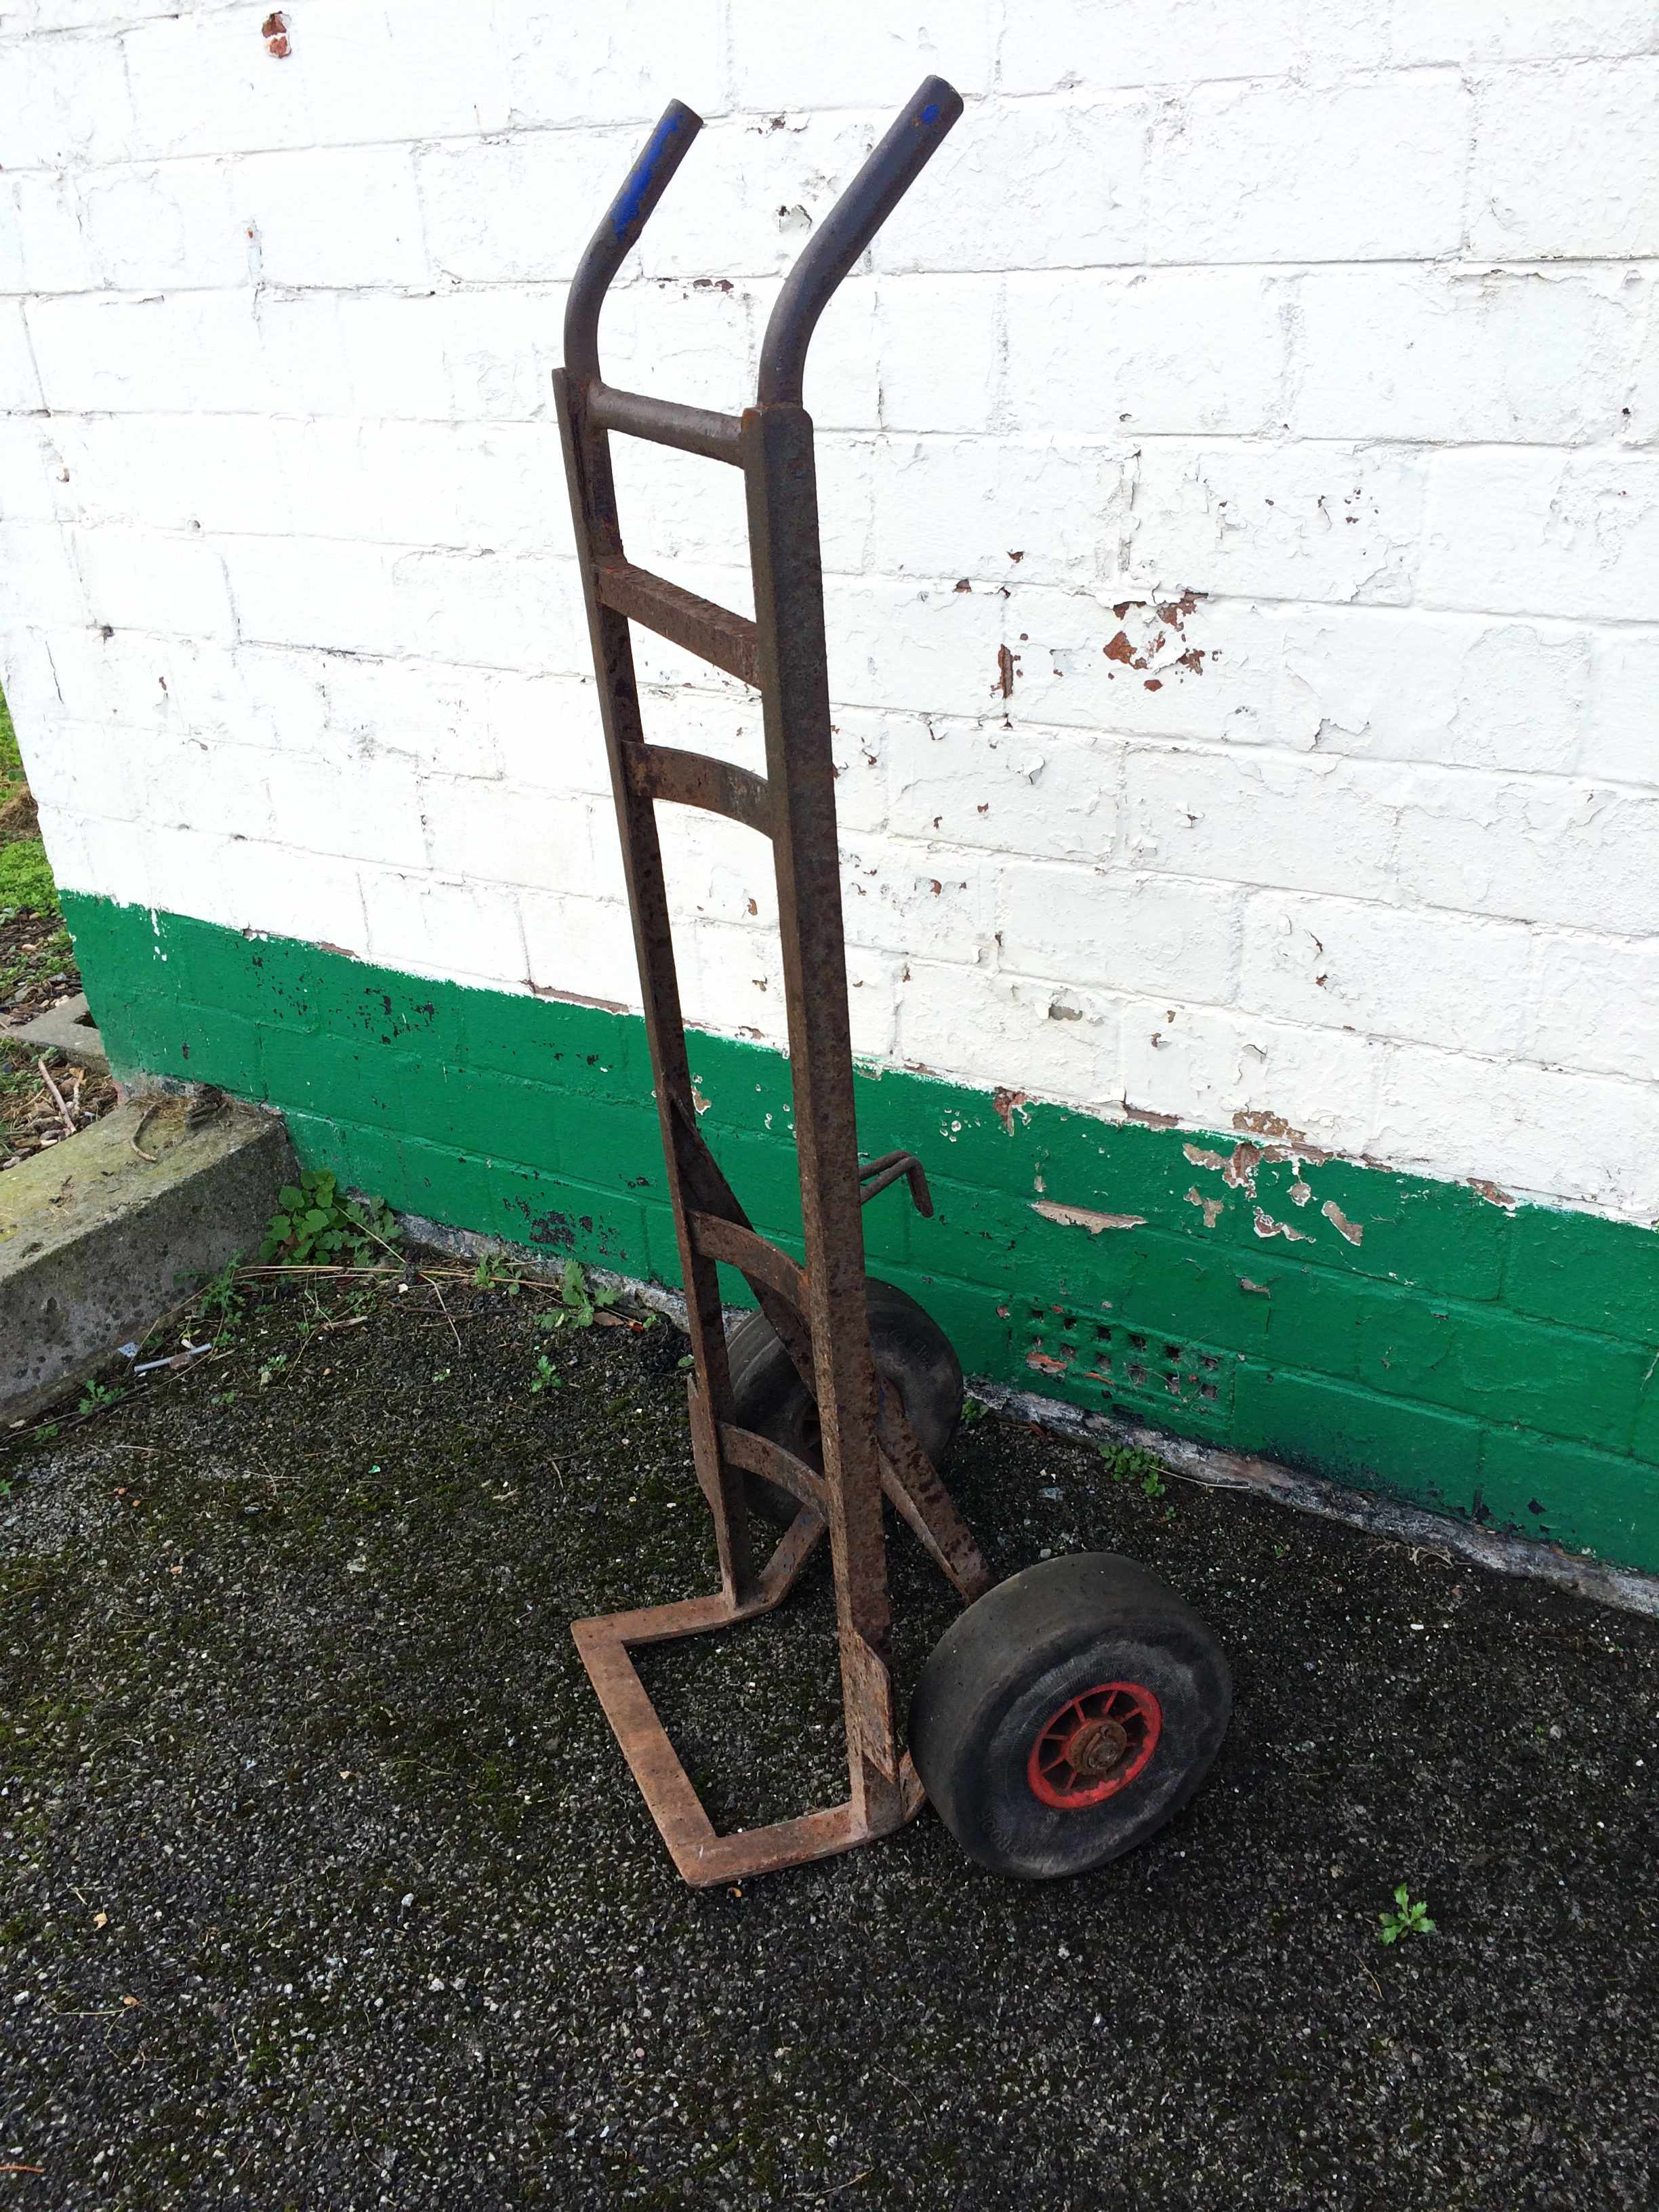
[1,1269,1654,2209]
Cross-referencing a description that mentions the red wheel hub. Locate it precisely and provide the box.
[1027,1681,1161,1809]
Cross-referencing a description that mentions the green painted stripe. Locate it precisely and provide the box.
[63,891,1659,1576]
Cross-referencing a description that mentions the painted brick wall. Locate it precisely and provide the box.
[3,1,1659,1231]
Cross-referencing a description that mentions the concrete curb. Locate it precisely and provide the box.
[1,1094,293,1427]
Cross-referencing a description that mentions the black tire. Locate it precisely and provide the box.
[725,1277,964,1528]
[907,1552,1231,1880]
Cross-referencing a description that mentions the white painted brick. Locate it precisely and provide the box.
[278,420,571,558]
[1470,58,1659,260]
[1389,0,1659,64]
[1530,928,1659,1082]
[0,302,42,411]
[1150,75,1471,264]
[896,958,1124,1102]
[124,725,270,842]
[291,0,512,144]
[240,147,428,290]
[1120,1002,1387,1164]
[865,436,1131,589]
[35,800,155,911]
[1131,441,1425,607]
[875,276,1001,434]
[1586,630,1659,786]
[361,869,523,984]
[73,527,235,640]
[658,804,779,930]
[872,96,1147,276]
[417,131,627,287]
[634,112,908,285]
[264,753,428,871]
[1277,611,1594,775]
[998,860,1241,1003]
[54,414,293,537]
[1374,1048,1659,1217]
[518,892,644,1011]
[6,26,135,168]
[825,575,1006,718]
[77,161,251,292]
[0,626,62,739]
[598,276,752,415]
[1002,587,1293,747]
[26,292,265,413]
[997,0,1304,94]
[885,714,1119,863]
[14,716,138,824]
[1394,769,1659,937]
[496,0,725,127]
[724,0,997,109]
[1125,747,1401,901]
[680,917,784,1045]
[1004,268,1290,439]
[120,11,312,161]
[1291,265,1635,446]
[840,837,990,964]
[424,777,594,894]
[0,171,100,295]
[1419,448,1659,621]
[152,833,367,960]
[1241,890,1532,1056]
[0,520,86,628]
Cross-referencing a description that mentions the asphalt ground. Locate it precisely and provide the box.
[1,1267,1654,2210]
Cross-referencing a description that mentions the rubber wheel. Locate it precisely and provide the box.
[907,1551,1231,1880]
[725,1277,964,1528]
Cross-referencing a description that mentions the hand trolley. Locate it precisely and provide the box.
[557,77,1232,1885]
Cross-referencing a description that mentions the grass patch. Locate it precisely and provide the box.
[0,837,58,916]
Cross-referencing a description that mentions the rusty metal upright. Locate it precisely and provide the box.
[556,77,995,1885]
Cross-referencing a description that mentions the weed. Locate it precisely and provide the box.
[1096,1442,1170,1491]
[1378,1887,1435,1945]
[535,1259,617,1332]
[192,1253,245,1344]
[75,1378,121,1417]
[529,1355,562,1396]
[960,1396,987,1425]
[261,1170,401,1268]
[472,1253,522,1296]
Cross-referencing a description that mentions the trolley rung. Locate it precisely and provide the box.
[590,382,743,465]
[595,557,760,689]
[625,744,772,836]
[688,1210,807,1308]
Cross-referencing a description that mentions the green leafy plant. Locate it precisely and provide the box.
[192,1253,245,1344]
[529,1354,562,1395]
[260,1170,401,1268]
[472,1253,522,1296]
[1096,1442,1169,1490]
[1378,1887,1435,1945]
[535,1259,617,1332]
[76,1378,121,1416]
[1140,1469,1166,1500]
[960,1395,988,1425]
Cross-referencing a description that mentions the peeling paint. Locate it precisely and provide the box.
[991,1086,1029,1135]
[1468,1179,1519,1211]
[1185,1185,1225,1229]
[1184,1143,1229,1172]
[1254,1206,1315,1244]
[1032,1201,1147,1234]
[1239,1277,1272,1297]
[1322,1200,1364,1246]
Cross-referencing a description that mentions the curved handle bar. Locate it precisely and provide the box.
[562,77,962,406]
[564,98,704,385]
[758,75,962,405]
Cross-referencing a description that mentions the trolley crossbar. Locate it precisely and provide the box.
[624,743,773,834]
[594,556,760,686]
[589,382,744,462]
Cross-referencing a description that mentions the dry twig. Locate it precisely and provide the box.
[38,1056,76,1135]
